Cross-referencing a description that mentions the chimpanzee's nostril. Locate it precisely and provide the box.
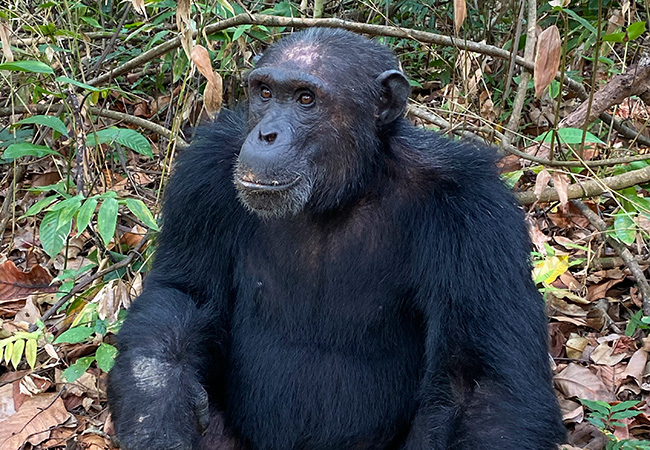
[259,130,278,143]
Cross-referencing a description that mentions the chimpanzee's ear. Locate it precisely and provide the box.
[375,70,410,126]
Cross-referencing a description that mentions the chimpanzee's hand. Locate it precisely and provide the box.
[109,356,210,450]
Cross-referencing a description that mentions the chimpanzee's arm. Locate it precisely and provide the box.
[107,110,247,450]
[404,180,565,450]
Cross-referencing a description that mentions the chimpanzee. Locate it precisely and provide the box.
[107,28,565,450]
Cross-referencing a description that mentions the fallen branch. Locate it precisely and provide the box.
[515,165,650,205]
[561,56,650,129]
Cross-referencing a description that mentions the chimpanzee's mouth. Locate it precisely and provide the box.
[235,176,301,191]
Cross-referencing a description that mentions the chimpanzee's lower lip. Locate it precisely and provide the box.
[235,176,301,191]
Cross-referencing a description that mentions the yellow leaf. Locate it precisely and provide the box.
[533,254,569,284]
[4,341,13,364]
[25,339,37,369]
[11,339,25,369]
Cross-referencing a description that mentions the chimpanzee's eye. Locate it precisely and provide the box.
[260,86,272,100]
[298,91,315,106]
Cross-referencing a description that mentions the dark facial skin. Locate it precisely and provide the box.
[233,42,410,219]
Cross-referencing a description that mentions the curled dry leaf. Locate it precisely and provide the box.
[176,0,190,29]
[566,333,589,359]
[534,25,562,97]
[0,261,56,302]
[534,169,552,200]
[0,21,13,63]
[590,341,627,366]
[129,0,147,16]
[621,348,648,384]
[454,0,467,33]
[552,172,570,209]
[191,45,217,86]
[205,71,224,118]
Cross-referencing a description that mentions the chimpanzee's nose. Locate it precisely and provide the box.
[259,129,278,144]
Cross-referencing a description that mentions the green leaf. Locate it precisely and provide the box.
[96,343,118,372]
[25,338,37,369]
[628,21,646,41]
[611,410,642,420]
[534,128,604,145]
[0,60,54,74]
[87,128,153,158]
[80,16,101,28]
[612,400,640,412]
[125,198,159,231]
[614,212,636,245]
[564,9,597,34]
[98,198,119,245]
[11,339,25,369]
[3,143,59,160]
[233,24,252,41]
[603,32,626,43]
[50,196,82,229]
[16,115,69,137]
[40,210,72,257]
[54,76,102,92]
[24,195,60,217]
[77,197,98,234]
[62,355,95,382]
[580,399,611,415]
[54,326,94,344]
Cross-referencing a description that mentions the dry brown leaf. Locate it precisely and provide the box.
[590,342,627,366]
[534,25,562,97]
[14,295,41,325]
[566,333,589,359]
[0,261,56,302]
[0,384,15,423]
[191,45,217,86]
[552,172,570,209]
[96,280,129,324]
[554,363,615,401]
[129,0,147,16]
[176,0,190,29]
[587,276,625,302]
[0,21,13,63]
[621,348,648,384]
[454,0,467,33]
[0,393,71,450]
[181,28,194,61]
[534,169,552,200]
[204,71,223,117]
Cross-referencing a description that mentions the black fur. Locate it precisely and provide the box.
[108,28,565,450]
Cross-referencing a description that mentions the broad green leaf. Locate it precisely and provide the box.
[77,197,98,234]
[16,115,69,137]
[96,343,118,372]
[534,128,604,145]
[614,212,636,245]
[603,32,626,43]
[0,60,54,74]
[580,399,611,415]
[11,339,25,369]
[3,143,59,160]
[611,410,642,420]
[54,326,94,344]
[125,198,159,230]
[87,128,153,158]
[25,338,37,369]
[233,24,252,41]
[62,355,95,382]
[24,195,59,217]
[40,210,72,257]
[628,21,647,41]
[55,76,102,92]
[611,400,640,412]
[51,196,82,230]
[98,198,119,245]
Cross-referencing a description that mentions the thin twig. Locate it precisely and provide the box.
[570,199,650,315]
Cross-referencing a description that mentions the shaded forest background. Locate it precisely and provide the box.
[0,0,650,448]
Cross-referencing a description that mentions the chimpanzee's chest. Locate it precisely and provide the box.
[231,213,413,340]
